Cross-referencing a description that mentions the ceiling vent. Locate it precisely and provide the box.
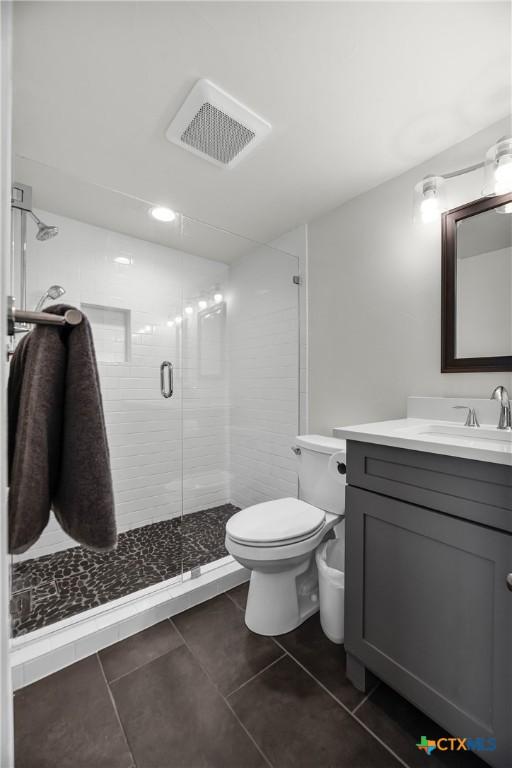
[166,79,271,168]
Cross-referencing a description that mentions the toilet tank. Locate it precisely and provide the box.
[294,435,347,515]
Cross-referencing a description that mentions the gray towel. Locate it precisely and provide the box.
[8,304,117,554]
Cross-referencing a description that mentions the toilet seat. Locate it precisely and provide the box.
[226,498,325,547]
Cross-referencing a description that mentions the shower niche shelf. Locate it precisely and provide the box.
[82,303,131,363]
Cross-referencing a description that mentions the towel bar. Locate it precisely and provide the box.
[7,297,83,336]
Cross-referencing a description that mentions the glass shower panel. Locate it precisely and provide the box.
[178,218,300,578]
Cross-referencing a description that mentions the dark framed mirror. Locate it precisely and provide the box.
[441,191,512,372]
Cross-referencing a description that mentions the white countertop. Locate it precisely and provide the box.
[334,418,512,466]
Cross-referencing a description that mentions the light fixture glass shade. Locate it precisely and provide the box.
[414,175,446,223]
[483,136,512,196]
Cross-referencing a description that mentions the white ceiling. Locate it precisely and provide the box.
[13,155,275,263]
[12,1,511,247]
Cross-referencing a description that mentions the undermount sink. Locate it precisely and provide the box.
[334,417,512,465]
[396,421,512,444]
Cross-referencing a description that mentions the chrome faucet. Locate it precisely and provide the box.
[490,385,512,430]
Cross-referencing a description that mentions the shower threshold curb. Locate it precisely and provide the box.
[11,557,249,690]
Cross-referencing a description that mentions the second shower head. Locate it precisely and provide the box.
[34,284,66,312]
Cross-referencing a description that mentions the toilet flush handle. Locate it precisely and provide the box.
[291,446,301,455]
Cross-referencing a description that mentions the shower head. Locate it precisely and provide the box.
[29,211,59,241]
[47,285,66,300]
[34,285,66,312]
[36,223,59,241]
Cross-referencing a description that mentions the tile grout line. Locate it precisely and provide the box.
[224,588,247,613]
[170,618,276,768]
[351,682,380,715]
[104,626,182,686]
[226,653,286,698]
[96,652,138,768]
[272,639,412,768]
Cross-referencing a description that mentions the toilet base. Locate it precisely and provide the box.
[244,553,319,636]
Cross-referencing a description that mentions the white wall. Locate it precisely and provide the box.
[17,210,229,560]
[228,232,301,509]
[308,117,512,435]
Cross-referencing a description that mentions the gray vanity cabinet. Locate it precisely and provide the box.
[344,441,512,768]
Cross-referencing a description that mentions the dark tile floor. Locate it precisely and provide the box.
[14,583,486,768]
[11,504,238,637]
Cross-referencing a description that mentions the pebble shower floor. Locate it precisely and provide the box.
[11,504,239,637]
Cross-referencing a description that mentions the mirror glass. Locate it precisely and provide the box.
[456,204,512,358]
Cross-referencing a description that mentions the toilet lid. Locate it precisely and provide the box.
[226,498,325,546]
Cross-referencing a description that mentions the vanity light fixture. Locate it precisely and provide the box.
[198,299,208,310]
[174,315,182,325]
[414,135,512,222]
[150,206,176,223]
[184,305,194,315]
[484,136,512,196]
[414,176,445,223]
[213,292,223,303]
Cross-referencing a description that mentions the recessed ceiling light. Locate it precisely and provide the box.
[214,292,223,303]
[114,255,131,265]
[150,206,176,223]
[184,306,194,315]
[175,315,182,325]
[198,300,208,310]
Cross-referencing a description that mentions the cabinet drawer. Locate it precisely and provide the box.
[346,440,512,533]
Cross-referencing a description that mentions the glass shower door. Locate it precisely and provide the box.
[178,218,301,579]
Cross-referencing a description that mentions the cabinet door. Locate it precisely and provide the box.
[345,486,512,768]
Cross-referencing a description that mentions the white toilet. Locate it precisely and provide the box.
[225,435,347,636]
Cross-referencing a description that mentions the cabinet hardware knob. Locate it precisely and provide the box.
[506,574,512,591]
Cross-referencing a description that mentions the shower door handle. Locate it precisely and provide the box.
[160,361,173,398]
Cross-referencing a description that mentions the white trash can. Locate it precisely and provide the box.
[315,525,345,644]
